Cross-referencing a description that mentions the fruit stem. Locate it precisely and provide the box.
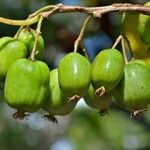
[30,15,44,61]
[121,37,128,64]
[14,5,60,38]
[74,15,91,53]
[82,48,90,60]
[112,35,122,49]
[121,12,135,60]
[14,26,25,39]
[123,34,135,59]
[29,7,60,60]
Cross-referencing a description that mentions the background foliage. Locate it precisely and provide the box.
[0,0,150,150]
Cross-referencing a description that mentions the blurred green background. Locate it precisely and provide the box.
[0,0,150,150]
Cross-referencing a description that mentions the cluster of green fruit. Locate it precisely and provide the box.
[0,26,124,122]
[1,1,150,123]
[0,29,124,122]
[0,26,149,123]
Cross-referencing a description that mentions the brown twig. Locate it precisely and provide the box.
[0,3,150,26]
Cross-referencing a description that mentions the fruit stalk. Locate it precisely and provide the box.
[121,12,134,60]
[74,15,91,53]
[30,15,43,60]
[112,35,122,49]
[14,5,61,39]
[121,38,128,64]
[82,48,90,59]
[14,26,25,39]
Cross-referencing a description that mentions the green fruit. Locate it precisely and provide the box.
[91,48,124,95]
[0,37,14,49]
[4,58,49,119]
[130,59,150,69]
[84,84,112,116]
[0,37,27,80]
[114,60,150,117]
[18,28,44,60]
[138,2,150,44]
[58,52,91,99]
[43,69,77,123]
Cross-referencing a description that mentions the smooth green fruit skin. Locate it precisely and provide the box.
[138,2,150,44]
[84,84,112,110]
[114,60,150,110]
[91,49,124,92]
[4,58,49,112]
[130,59,150,69]
[18,28,44,60]
[43,69,77,115]
[58,52,91,97]
[0,38,27,79]
[0,37,14,49]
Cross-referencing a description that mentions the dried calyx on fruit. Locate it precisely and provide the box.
[84,84,113,116]
[43,69,78,124]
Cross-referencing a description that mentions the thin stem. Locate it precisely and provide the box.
[30,7,61,59]
[120,12,128,64]
[123,35,135,59]
[14,26,25,38]
[0,15,39,26]
[112,35,122,49]
[83,48,90,59]
[30,15,43,60]
[74,15,91,53]
[121,37,128,64]
[121,12,135,59]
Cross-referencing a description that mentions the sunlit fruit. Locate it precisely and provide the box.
[43,69,77,123]
[58,52,91,101]
[4,58,49,119]
[0,37,27,80]
[114,59,150,118]
[91,48,124,96]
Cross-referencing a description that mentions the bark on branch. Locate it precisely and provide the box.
[0,3,150,26]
